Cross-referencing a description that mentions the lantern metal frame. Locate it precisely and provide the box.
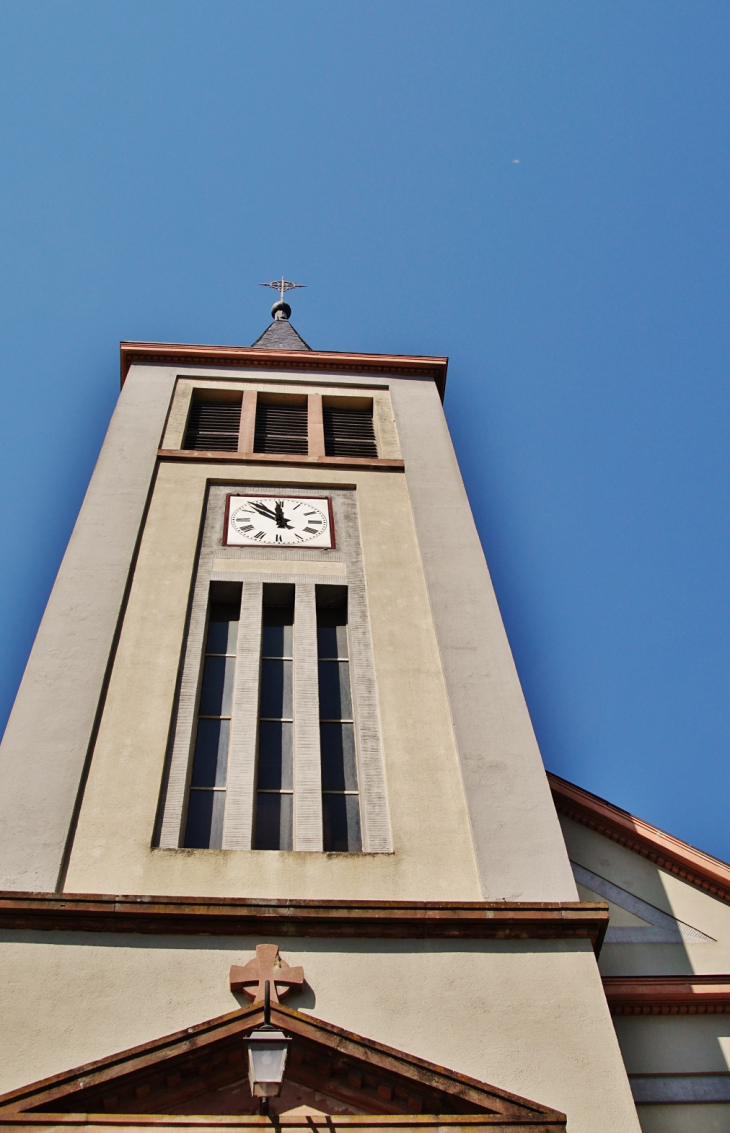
[245,981,292,1115]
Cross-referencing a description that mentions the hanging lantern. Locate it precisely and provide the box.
[245,981,292,1102]
[246,1026,292,1097]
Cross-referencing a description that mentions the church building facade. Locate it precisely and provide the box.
[0,303,726,1133]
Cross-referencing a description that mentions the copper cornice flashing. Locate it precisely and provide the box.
[120,342,449,401]
[549,772,730,905]
[0,892,607,951]
[603,975,730,1015]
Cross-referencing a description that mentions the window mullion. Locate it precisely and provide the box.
[307,393,325,457]
[237,389,258,454]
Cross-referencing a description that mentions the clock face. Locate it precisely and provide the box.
[225,495,334,549]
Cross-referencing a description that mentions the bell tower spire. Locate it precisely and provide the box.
[251,275,311,350]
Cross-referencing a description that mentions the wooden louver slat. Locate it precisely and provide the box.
[184,400,242,452]
[323,406,378,458]
[254,403,308,454]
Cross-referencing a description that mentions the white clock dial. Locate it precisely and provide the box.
[225,495,334,549]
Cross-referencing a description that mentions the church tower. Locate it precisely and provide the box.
[0,295,641,1132]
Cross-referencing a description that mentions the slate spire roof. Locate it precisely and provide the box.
[251,300,311,351]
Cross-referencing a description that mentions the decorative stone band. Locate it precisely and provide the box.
[549,773,730,905]
[158,449,405,472]
[0,893,608,950]
[629,1073,730,1105]
[603,974,730,1015]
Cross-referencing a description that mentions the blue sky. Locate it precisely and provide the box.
[1,1,729,859]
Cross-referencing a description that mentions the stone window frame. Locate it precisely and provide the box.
[157,483,392,854]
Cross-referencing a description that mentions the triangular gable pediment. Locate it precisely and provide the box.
[0,1002,564,1130]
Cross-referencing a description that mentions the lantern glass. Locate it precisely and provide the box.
[246,1028,291,1098]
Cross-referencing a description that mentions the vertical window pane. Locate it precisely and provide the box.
[255,590,296,851]
[190,719,230,787]
[199,655,236,716]
[318,660,353,719]
[317,590,360,855]
[182,588,240,850]
[259,659,293,719]
[254,793,293,851]
[323,794,362,853]
[206,607,239,653]
[185,789,226,849]
[320,723,358,791]
[256,722,293,790]
[317,624,348,659]
[262,622,293,658]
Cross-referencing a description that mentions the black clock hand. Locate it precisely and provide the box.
[249,502,278,522]
[274,501,293,529]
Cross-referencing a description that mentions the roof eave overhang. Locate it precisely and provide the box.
[120,342,449,402]
[548,772,730,904]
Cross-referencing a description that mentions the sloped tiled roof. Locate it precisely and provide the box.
[251,317,311,351]
[549,771,730,903]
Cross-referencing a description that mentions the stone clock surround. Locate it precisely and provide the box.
[157,483,391,855]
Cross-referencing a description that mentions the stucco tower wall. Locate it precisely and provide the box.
[390,377,577,902]
[0,366,176,891]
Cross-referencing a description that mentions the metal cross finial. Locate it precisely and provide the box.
[259,276,307,302]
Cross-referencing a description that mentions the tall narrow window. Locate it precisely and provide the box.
[183,589,241,848]
[317,588,362,852]
[254,586,294,850]
[323,403,377,458]
[254,397,308,454]
[184,398,242,451]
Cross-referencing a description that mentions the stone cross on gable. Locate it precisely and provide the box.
[230,944,305,1004]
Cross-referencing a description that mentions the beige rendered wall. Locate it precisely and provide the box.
[388,376,577,903]
[0,932,640,1133]
[0,366,176,891]
[560,816,730,1130]
[634,1106,729,1133]
[617,1015,730,1133]
[560,816,730,976]
[63,455,480,900]
[613,1015,730,1075]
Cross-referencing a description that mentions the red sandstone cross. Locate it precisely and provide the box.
[230,944,305,1004]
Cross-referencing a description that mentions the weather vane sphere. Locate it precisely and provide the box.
[258,277,306,320]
